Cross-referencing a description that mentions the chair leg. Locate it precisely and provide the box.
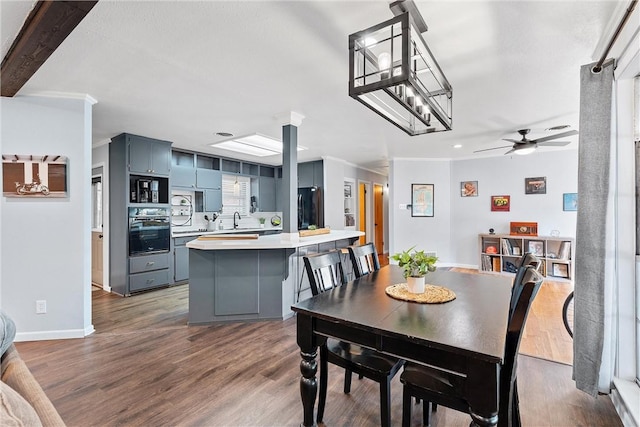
[317,345,328,423]
[422,400,433,427]
[402,387,412,427]
[343,369,352,394]
[379,377,391,427]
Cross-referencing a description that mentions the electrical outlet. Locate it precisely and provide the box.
[36,300,47,314]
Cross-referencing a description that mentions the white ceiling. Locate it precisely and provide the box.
[1,1,621,173]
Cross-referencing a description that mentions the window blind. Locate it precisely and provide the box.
[222,174,250,216]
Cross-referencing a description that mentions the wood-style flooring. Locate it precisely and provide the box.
[14,268,617,427]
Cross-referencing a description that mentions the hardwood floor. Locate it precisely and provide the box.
[14,278,620,427]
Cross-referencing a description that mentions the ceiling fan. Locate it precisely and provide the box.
[474,128,579,155]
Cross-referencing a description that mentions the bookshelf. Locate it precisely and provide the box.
[478,233,574,282]
[344,179,356,230]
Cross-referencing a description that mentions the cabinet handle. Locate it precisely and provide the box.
[146,261,155,266]
[146,279,155,284]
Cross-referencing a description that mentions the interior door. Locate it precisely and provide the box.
[91,231,103,285]
[374,184,384,254]
[359,183,366,245]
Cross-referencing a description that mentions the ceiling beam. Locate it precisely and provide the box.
[1,1,98,97]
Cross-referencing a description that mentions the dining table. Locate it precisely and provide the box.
[291,265,513,427]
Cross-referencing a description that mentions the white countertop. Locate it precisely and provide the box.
[173,227,282,238]
[186,229,364,250]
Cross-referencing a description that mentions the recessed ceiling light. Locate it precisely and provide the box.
[210,133,307,157]
[215,132,234,137]
[453,144,462,148]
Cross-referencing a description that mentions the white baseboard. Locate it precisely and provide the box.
[439,262,478,269]
[612,378,639,427]
[15,327,93,342]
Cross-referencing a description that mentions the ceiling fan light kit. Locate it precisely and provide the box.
[348,1,452,136]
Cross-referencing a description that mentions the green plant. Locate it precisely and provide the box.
[391,246,438,278]
[258,217,266,224]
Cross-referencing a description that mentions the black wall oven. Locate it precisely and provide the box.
[128,207,170,255]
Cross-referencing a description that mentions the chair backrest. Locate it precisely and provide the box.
[348,243,381,278]
[304,250,348,296]
[500,266,544,420]
[510,253,541,316]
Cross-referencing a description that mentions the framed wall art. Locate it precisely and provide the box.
[491,195,510,212]
[528,240,545,257]
[2,154,68,198]
[460,181,478,197]
[563,193,577,211]
[411,184,434,217]
[525,176,547,194]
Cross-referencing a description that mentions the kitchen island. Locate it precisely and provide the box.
[186,230,363,324]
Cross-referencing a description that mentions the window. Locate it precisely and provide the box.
[221,174,250,216]
[91,176,102,230]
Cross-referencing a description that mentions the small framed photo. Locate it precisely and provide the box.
[528,240,544,257]
[563,193,577,211]
[552,263,569,278]
[2,154,68,198]
[411,184,434,217]
[491,195,510,212]
[460,181,478,197]
[525,177,547,194]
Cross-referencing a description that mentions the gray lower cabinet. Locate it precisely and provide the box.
[128,252,170,292]
[174,246,189,282]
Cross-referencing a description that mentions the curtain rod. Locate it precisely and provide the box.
[592,0,638,73]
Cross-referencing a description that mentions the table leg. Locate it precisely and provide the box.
[297,313,318,427]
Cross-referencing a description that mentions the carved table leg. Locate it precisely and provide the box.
[467,360,500,427]
[297,313,318,427]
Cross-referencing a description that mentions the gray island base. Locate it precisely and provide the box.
[186,230,363,324]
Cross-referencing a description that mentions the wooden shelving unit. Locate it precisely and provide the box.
[478,233,574,282]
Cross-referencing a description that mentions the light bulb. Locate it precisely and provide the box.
[515,146,536,155]
[378,52,391,79]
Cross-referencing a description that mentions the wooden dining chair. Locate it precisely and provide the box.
[510,253,541,317]
[303,251,404,427]
[348,242,381,278]
[400,267,544,427]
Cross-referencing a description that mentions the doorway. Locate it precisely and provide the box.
[358,181,372,245]
[373,183,384,255]
[91,164,109,291]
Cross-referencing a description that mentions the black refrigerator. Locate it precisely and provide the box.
[298,186,323,230]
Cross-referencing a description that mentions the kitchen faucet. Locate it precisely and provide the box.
[233,211,241,229]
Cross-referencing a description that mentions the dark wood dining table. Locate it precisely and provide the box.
[291,265,513,427]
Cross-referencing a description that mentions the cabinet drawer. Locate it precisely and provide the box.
[129,253,170,273]
[129,269,169,292]
[174,236,195,246]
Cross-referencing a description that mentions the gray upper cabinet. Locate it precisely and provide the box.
[196,169,222,190]
[259,177,276,212]
[171,167,196,188]
[204,189,222,212]
[128,135,171,175]
[298,160,323,188]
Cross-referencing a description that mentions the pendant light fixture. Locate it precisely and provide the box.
[348,0,452,136]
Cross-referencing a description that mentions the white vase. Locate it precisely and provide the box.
[406,276,425,294]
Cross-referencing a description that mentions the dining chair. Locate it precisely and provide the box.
[348,242,381,278]
[303,251,404,427]
[400,267,544,427]
[510,253,541,318]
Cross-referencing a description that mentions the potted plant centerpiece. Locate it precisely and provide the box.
[391,246,438,293]
[258,217,266,228]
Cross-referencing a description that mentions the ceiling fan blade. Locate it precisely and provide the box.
[501,139,522,144]
[531,130,578,144]
[474,145,513,153]
[504,148,516,155]
[537,140,571,147]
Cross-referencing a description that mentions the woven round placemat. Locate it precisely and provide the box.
[385,283,456,304]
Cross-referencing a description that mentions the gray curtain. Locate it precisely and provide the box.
[573,61,614,396]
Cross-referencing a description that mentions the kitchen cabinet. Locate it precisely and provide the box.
[128,134,171,175]
[171,167,196,188]
[196,169,222,190]
[174,236,192,283]
[128,252,171,292]
[259,177,276,212]
[298,160,323,188]
[203,189,222,212]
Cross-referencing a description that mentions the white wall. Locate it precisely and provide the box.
[1,95,95,340]
[389,158,452,263]
[450,150,579,267]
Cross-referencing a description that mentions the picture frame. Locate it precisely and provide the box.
[460,181,478,197]
[2,154,68,198]
[563,193,577,211]
[552,263,569,278]
[528,240,545,257]
[491,195,510,212]
[411,184,434,217]
[525,176,546,194]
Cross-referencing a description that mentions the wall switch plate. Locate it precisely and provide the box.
[36,300,47,314]
[399,204,407,210]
